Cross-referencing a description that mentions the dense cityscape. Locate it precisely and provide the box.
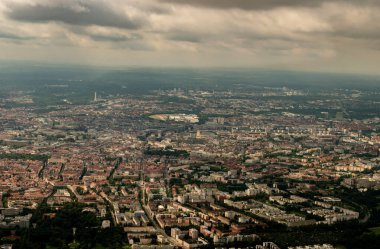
[0,0,379,248]
[0,68,379,249]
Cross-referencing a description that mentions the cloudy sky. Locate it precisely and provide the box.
[0,0,379,74]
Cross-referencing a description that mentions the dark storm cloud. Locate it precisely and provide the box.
[159,0,378,10]
[5,1,144,29]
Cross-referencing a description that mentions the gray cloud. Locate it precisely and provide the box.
[159,0,379,10]
[326,28,380,40]
[5,1,144,29]
[64,26,151,50]
[0,31,33,41]
[69,26,143,43]
[165,32,202,43]
[0,0,379,74]
[88,33,141,42]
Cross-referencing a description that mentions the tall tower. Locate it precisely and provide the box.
[196,130,202,139]
[94,92,97,102]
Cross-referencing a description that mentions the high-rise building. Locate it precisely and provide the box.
[94,92,97,102]
[171,228,181,238]
[189,228,199,240]
[196,130,202,139]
